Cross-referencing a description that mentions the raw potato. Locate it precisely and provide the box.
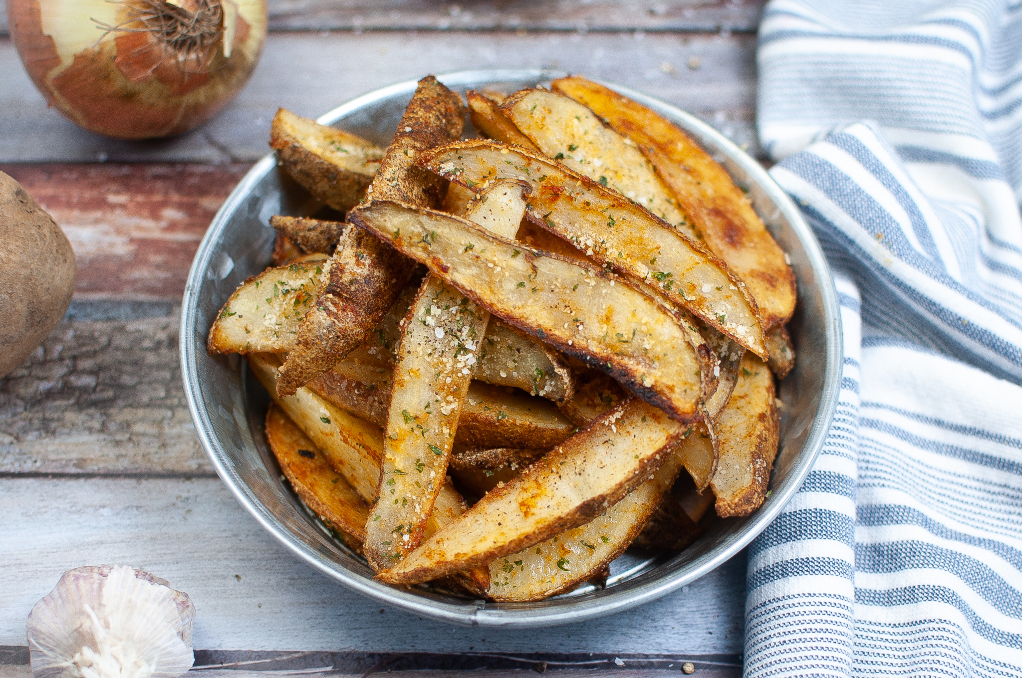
[551,76,796,330]
[377,398,684,585]
[710,354,779,517]
[348,201,707,423]
[265,403,370,549]
[269,108,383,212]
[0,171,76,378]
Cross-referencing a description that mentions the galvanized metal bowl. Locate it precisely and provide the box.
[180,70,842,627]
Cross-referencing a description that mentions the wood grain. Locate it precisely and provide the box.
[0,164,251,300]
[0,31,757,164]
[0,476,746,653]
[0,0,763,36]
[0,309,210,475]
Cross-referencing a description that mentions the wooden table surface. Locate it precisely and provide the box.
[0,3,764,675]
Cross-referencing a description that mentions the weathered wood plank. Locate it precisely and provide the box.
[0,1,763,36]
[0,164,251,300]
[0,476,746,653]
[0,31,757,164]
[0,308,211,475]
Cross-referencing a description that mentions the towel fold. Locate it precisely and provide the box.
[746,2,1022,675]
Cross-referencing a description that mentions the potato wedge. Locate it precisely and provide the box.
[558,373,628,426]
[552,76,796,330]
[279,77,465,396]
[265,403,370,548]
[270,108,383,213]
[377,398,684,585]
[676,423,716,492]
[449,446,548,497]
[419,141,767,357]
[271,233,303,266]
[765,325,795,379]
[500,88,697,240]
[710,354,779,517]
[466,90,541,151]
[207,261,325,355]
[477,322,574,402]
[486,445,684,601]
[703,332,745,421]
[348,201,705,423]
[270,215,346,255]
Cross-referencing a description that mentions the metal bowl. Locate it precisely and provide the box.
[180,69,841,627]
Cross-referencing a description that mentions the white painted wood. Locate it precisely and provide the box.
[0,31,757,164]
[0,477,745,652]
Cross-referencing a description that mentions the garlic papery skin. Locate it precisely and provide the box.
[27,566,195,678]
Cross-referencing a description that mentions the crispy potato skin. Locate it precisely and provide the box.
[269,108,382,213]
[0,171,76,379]
[277,77,465,396]
[270,215,346,255]
[466,91,541,151]
[765,325,796,379]
[265,403,370,546]
[552,76,796,330]
[710,354,779,517]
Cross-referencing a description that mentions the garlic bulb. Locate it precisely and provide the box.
[27,566,195,678]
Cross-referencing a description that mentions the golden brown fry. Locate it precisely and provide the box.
[477,322,574,402]
[675,423,717,492]
[269,108,383,213]
[765,325,796,379]
[271,232,303,266]
[558,373,628,427]
[348,201,706,423]
[500,88,697,239]
[265,403,370,548]
[466,91,540,151]
[207,261,325,355]
[270,215,346,255]
[710,354,779,517]
[486,447,683,601]
[703,332,745,422]
[419,141,767,357]
[552,76,796,330]
[377,398,684,585]
[278,76,465,397]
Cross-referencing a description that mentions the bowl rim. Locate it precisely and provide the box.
[180,68,843,627]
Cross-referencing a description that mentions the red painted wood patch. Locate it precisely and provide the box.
[1,163,251,300]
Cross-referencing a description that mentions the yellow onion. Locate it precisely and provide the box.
[7,0,267,139]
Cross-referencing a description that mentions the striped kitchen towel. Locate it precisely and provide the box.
[746,1,1022,676]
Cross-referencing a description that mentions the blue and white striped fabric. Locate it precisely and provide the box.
[745,2,1022,675]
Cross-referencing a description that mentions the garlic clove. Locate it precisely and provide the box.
[27,566,195,678]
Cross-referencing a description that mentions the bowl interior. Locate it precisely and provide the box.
[180,69,841,627]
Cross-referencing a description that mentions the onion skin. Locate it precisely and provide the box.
[7,0,267,140]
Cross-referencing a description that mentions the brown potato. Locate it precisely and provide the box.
[765,325,796,379]
[269,108,383,213]
[348,201,707,424]
[265,403,370,549]
[632,471,714,551]
[0,171,76,379]
[449,446,548,498]
[466,90,540,151]
[552,76,796,330]
[270,215,346,255]
[377,398,684,585]
[710,354,779,517]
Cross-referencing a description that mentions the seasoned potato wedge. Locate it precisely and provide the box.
[279,76,465,396]
[675,423,717,492]
[558,373,628,426]
[377,398,684,585]
[270,215,346,255]
[270,108,383,213]
[265,403,370,548]
[704,332,745,421]
[552,76,796,330]
[466,91,540,151]
[765,325,796,379]
[710,354,779,517]
[208,261,325,355]
[477,322,574,402]
[487,448,683,601]
[500,88,696,240]
[419,141,767,357]
[348,201,706,423]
